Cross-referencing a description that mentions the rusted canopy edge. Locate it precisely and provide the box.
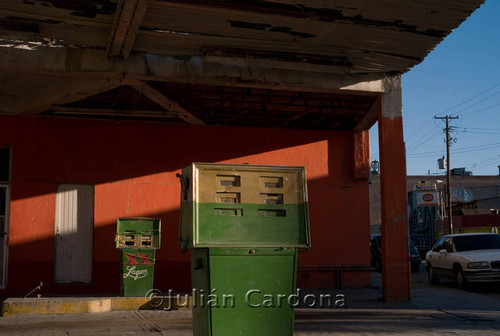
[0,45,391,94]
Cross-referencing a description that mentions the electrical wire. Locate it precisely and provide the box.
[459,101,500,116]
[453,90,500,115]
[458,130,500,135]
[401,82,500,174]
[467,155,500,171]
[474,160,500,172]
[466,156,499,169]
[404,117,435,142]
[457,127,500,131]
[403,81,500,149]
[454,126,500,134]
[407,142,500,159]
[405,119,444,152]
[441,80,500,114]
[406,128,444,153]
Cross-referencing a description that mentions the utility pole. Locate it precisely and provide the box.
[435,115,458,234]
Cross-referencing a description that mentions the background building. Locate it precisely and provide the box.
[370,174,500,241]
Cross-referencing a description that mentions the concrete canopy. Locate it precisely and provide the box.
[0,0,485,129]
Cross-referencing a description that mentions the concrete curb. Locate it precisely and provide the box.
[1,296,191,316]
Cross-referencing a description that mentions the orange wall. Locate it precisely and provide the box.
[0,115,370,295]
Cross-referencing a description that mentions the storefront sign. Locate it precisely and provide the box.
[416,191,439,207]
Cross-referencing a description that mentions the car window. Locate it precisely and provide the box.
[453,234,500,252]
[442,238,453,253]
[432,237,445,252]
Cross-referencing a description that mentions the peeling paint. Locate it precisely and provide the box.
[174,0,447,37]
[229,21,270,31]
[7,16,59,25]
[27,0,116,19]
[269,26,315,39]
[229,21,315,38]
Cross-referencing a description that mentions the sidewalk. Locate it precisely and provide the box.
[1,270,499,335]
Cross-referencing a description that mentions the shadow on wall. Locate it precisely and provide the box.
[0,115,371,296]
[6,208,190,298]
[3,115,348,200]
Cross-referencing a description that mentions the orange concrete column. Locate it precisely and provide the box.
[377,76,410,301]
[353,131,371,180]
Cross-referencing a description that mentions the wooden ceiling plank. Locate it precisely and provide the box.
[143,2,443,55]
[0,3,114,26]
[106,0,148,58]
[150,0,481,28]
[134,31,421,74]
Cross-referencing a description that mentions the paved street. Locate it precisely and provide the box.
[1,268,499,335]
[1,307,499,336]
[0,310,192,336]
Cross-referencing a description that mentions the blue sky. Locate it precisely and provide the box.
[371,0,500,176]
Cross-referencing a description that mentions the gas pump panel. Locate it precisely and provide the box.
[179,163,310,249]
[116,217,161,249]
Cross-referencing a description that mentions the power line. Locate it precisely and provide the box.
[402,81,500,151]
[408,142,500,158]
[475,161,500,172]
[453,90,500,115]
[459,101,500,116]
[442,80,500,114]
[400,82,500,176]
[453,142,500,153]
[405,117,435,142]
[472,157,500,171]
[457,127,500,131]
[406,130,444,153]
[406,118,443,150]
[457,130,500,135]
[406,127,443,152]
[466,155,500,169]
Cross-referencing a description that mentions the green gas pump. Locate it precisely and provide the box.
[179,163,310,335]
[116,217,161,297]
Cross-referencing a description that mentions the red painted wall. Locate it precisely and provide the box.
[0,115,370,296]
